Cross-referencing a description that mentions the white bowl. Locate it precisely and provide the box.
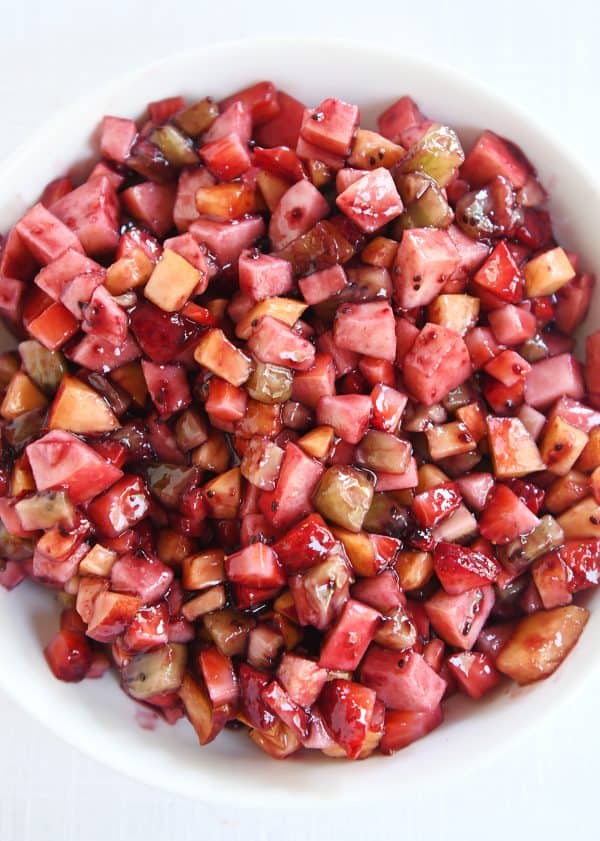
[0,38,599,808]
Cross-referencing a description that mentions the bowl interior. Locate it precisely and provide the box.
[0,38,599,806]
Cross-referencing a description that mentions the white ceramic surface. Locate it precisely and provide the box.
[0,38,599,808]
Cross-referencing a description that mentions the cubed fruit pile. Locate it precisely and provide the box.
[0,81,598,761]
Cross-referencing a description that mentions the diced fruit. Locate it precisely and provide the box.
[2,82,600,763]
[524,247,576,297]
[194,328,251,386]
[403,323,471,406]
[486,416,545,478]
[524,353,585,409]
[433,542,500,594]
[319,599,380,670]
[27,430,123,504]
[360,646,447,711]
[333,301,396,362]
[425,586,495,649]
[496,606,589,684]
[446,651,501,698]
[48,375,119,434]
[238,249,293,301]
[461,130,531,189]
[313,465,374,532]
[144,249,200,312]
[479,484,540,545]
[44,629,93,682]
[269,180,330,250]
[380,706,443,754]
[473,241,523,303]
[336,168,403,233]
[539,416,589,476]
[318,678,376,759]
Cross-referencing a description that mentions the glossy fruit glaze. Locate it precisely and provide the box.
[0,80,598,760]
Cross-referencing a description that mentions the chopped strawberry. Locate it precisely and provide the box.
[318,678,376,759]
[433,542,500,595]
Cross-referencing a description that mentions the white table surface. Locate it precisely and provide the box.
[1,1,599,839]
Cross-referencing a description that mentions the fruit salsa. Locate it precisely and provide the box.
[0,80,598,760]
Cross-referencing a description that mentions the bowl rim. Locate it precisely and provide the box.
[1,35,599,807]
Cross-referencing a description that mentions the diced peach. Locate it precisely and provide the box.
[0,371,48,420]
[496,606,588,684]
[143,249,200,312]
[49,375,119,434]
[557,496,600,539]
[540,416,589,476]
[428,294,480,336]
[486,416,545,478]
[235,297,307,340]
[524,247,576,297]
[194,328,251,386]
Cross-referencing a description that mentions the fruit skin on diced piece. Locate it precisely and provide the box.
[336,168,403,233]
[254,90,305,149]
[495,605,589,684]
[86,590,141,643]
[425,585,495,649]
[333,301,396,362]
[273,512,336,573]
[26,430,123,505]
[402,323,472,406]
[225,543,285,589]
[360,646,447,712]
[393,228,459,309]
